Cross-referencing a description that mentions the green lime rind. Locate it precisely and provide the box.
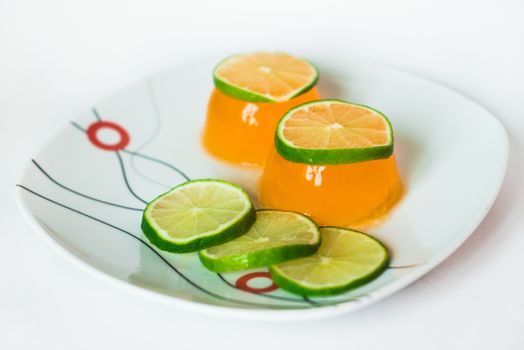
[212,55,319,103]
[269,227,390,297]
[141,179,256,254]
[275,100,394,165]
[198,210,321,272]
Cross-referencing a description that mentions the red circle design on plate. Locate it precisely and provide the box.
[86,121,130,151]
[235,272,278,293]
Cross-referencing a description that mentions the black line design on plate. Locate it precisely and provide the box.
[303,296,322,306]
[115,151,149,205]
[92,108,102,121]
[31,159,143,211]
[71,109,190,184]
[69,122,149,205]
[128,80,173,188]
[70,121,86,132]
[122,149,190,182]
[16,185,308,309]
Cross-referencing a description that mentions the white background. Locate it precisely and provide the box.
[1,0,523,349]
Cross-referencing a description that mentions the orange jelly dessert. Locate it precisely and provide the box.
[203,88,320,165]
[261,151,402,228]
[260,100,403,228]
[202,52,319,166]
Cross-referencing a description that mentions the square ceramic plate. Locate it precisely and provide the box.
[16,56,508,320]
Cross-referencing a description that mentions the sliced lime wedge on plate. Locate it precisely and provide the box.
[270,227,389,296]
[199,210,321,272]
[141,179,255,253]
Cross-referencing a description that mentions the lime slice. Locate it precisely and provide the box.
[198,210,321,272]
[275,100,394,165]
[269,227,389,296]
[141,179,255,253]
[213,52,318,103]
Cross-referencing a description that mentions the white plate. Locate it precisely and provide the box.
[16,57,508,320]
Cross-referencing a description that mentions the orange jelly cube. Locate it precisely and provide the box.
[260,148,403,228]
[202,88,320,166]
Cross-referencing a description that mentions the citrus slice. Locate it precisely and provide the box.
[269,227,389,296]
[275,100,394,164]
[198,210,321,272]
[141,179,255,253]
[213,52,318,103]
